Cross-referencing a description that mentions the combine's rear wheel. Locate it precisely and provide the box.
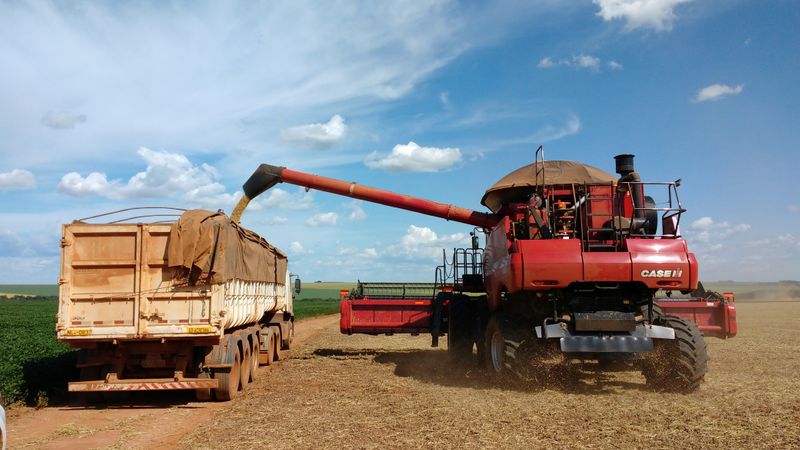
[642,316,708,392]
[447,294,473,365]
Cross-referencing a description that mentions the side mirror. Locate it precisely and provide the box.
[294,277,302,295]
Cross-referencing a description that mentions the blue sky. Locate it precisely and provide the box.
[1,0,798,283]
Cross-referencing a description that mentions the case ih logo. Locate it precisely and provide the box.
[640,269,683,278]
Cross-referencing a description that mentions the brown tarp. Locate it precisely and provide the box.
[167,210,287,284]
[481,160,617,213]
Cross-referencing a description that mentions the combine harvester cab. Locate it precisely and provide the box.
[242,149,736,392]
[57,208,297,401]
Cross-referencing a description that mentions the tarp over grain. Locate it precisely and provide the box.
[481,160,617,213]
[167,210,287,285]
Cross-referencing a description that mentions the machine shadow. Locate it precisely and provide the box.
[313,348,653,395]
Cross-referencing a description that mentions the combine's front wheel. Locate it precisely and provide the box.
[642,316,708,392]
[484,313,520,380]
[447,294,473,365]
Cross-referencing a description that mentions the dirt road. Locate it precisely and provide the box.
[7,314,339,449]
[9,303,800,449]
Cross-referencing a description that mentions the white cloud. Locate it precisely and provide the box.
[5,2,552,169]
[537,55,612,72]
[254,188,315,210]
[289,241,307,254]
[263,216,289,225]
[306,212,338,227]
[365,141,462,173]
[0,169,36,191]
[574,55,601,70]
[788,204,800,213]
[692,84,744,103]
[281,114,347,147]
[57,147,237,208]
[361,247,378,258]
[41,111,87,129]
[396,225,469,260]
[690,216,751,243]
[439,91,450,106]
[498,115,581,146]
[594,0,691,31]
[345,200,367,221]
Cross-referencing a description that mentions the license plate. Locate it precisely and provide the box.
[186,326,215,334]
[66,329,92,336]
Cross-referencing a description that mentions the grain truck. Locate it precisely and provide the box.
[57,208,297,401]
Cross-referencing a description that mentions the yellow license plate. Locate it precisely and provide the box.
[186,326,215,334]
[66,329,92,336]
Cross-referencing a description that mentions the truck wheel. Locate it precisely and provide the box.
[283,320,294,350]
[273,327,283,361]
[214,345,241,401]
[240,342,252,388]
[447,294,473,365]
[249,334,259,382]
[195,369,212,402]
[263,329,276,366]
[642,316,708,392]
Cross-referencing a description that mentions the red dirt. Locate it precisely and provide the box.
[6,314,339,449]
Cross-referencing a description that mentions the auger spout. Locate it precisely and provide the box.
[234,163,500,229]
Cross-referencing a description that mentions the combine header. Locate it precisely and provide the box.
[241,148,736,391]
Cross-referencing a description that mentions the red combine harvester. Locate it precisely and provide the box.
[242,150,736,391]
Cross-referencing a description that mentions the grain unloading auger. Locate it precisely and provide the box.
[240,151,736,392]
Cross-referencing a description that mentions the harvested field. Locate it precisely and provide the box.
[8,302,800,449]
[180,302,800,449]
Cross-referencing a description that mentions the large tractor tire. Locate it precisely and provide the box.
[642,316,708,392]
[640,301,664,323]
[484,313,521,380]
[447,294,473,365]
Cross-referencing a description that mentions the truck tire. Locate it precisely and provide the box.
[447,294,473,365]
[249,333,259,382]
[273,327,283,361]
[214,345,241,401]
[240,342,252,388]
[642,316,708,392]
[260,328,276,366]
[282,320,294,350]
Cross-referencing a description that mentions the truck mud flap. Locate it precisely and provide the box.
[69,378,218,392]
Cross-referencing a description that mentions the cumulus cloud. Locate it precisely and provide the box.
[608,60,624,70]
[57,147,237,208]
[0,169,36,191]
[306,212,338,227]
[594,0,691,31]
[692,84,744,103]
[361,248,378,258]
[344,200,367,221]
[538,55,605,71]
[289,241,307,254]
[281,115,347,147]
[365,141,462,173]
[788,204,800,213]
[41,111,87,129]
[690,216,751,243]
[254,188,314,210]
[396,225,469,260]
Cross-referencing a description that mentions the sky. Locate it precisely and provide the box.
[1,0,798,284]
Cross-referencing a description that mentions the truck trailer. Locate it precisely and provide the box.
[57,208,296,401]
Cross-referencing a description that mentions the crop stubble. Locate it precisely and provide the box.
[180,302,799,449]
